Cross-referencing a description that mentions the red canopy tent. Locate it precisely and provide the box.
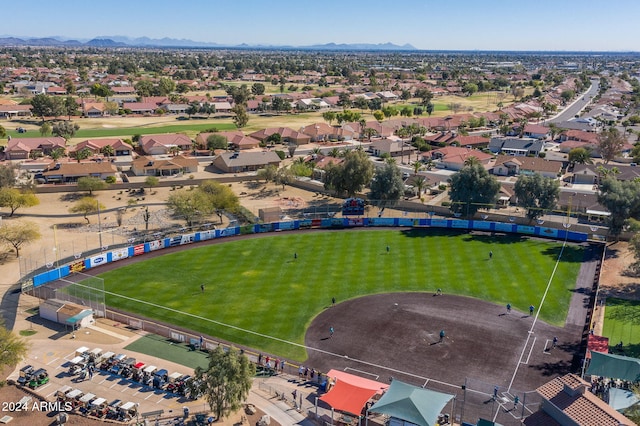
[587,334,609,359]
[320,379,378,416]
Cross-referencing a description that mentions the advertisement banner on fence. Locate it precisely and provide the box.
[198,230,215,241]
[472,221,492,230]
[277,221,296,230]
[181,234,195,245]
[538,227,559,238]
[430,219,449,228]
[347,218,364,227]
[111,248,129,261]
[70,260,85,273]
[370,217,395,226]
[451,220,470,229]
[89,253,108,268]
[494,222,515,233]
[134,244,145,256]
[149,240,164,251]
[516,225,535,234]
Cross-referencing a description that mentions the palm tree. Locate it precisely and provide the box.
[396,127,411,164]
[413,175,428,200]
[385,157,397,165]
[412,161,423,175]
[101,145,115,160]
[169,146,181,157]
[311,147,322,156]
[464,156,481,167]
[328,147,341,158]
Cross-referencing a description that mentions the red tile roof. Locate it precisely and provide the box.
[535,374,634,426]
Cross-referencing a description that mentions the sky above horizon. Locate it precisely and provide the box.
[4,0,639,51]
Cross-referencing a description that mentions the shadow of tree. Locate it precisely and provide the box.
[528,359,573,377]
[59,193,84,202]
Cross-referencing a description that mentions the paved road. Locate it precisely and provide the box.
[546,79,600,124]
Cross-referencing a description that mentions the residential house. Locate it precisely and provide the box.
[523,374,634,426]
[490,155,563,179]
[427,147,493,171]
[41,161,117,183]
[376,91,399,102]
[571,164,600,185]
[46,86,67,96]
[122,102,158,115]
[0,104,32,118]
[296,98,330,110]
[212,151,281,173]
[309,155,344,181]
[161,103,189,114]
[368,138,415,158]
[249,127,311,146]
[139,134,193,155]
[301,123,336,142]
[131,155,198,176]
[81,102,106,118]
[5,137,66,160]
[523,123,550,140]
[111,86,136,95]
[488,137,544,156]
[70,139,134,157]
[196,131,260,150]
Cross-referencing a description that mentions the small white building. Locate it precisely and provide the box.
[39,299,94,330]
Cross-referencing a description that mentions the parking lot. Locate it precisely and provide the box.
[7,317,207,422]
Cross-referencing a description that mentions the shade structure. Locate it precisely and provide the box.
[608,387,640,412]
[319,379,378,416]
[587,351,640,382]
[368,380,454,426]
[326,369,389,393]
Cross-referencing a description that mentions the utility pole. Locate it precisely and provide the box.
[97,200,103,250]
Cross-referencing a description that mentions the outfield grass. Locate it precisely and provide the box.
[94,229,583,360]
[602,298,640,357]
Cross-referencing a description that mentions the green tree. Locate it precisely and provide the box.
[231,105,249,128]
[52,121,80,140]
[257,165,278,183]
[597,177,640,237]
[0,319,29,371]
[568,147,593,165]
[265,133,281,145]
[39,121,52,136]
[598,127,626,164]
[0,125,5,138]
[463,83,478,96]
[101,144,115,159]
[135,80,154,97]
[275,166,295,190]
[189,346,254,421]
[514,174,560,222]
[157,77,176,96]
[322,111,337,126]
[89,83,113,99]
[0,164,16,188]
[1,219,37,259]
[69,197,105,224]
[369,162,405,207]
[198,180,240,223]
[144,176,160,193]
[50,147,66,161]
[166,190,209,226]
[251,83,265,96]
[30,94,62,120]
[64,96,78,119]
[207,134,229,150]
[324,149,374,197]
[413,175,428,200]
[73,147,92,163]
[560,89,575,103]
[77,176,108,195]
[373,110,384,123]
[449,163,500,218]
[0,188,39,216]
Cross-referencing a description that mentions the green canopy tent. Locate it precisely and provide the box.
[368,380,454,426]
[586,351,640,382]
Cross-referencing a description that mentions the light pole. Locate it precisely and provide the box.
[97,200,103,250]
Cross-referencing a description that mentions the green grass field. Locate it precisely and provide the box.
[602,298,640,357]
[94,229,583,360]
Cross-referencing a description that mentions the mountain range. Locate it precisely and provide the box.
[0,35,416,51]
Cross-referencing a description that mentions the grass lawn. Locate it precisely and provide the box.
[87,229,582,361]
[124,334,210,370]
[602,298,640,357]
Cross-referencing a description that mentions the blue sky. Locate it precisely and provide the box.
[4,0,639,51]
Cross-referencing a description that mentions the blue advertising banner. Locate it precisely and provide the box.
[430,219,449,228]
[516,225,535,234]
[494,222,515,233]
[472,221,492,230]
[451,220,470,229]
[536,227,559,238]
